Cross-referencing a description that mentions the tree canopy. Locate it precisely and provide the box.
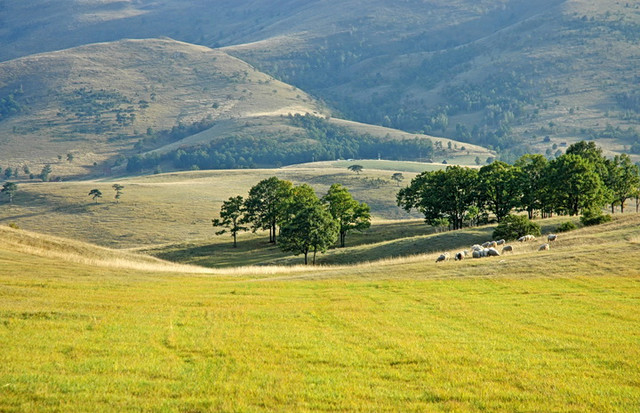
[322,183,371,247]
[212,195,247,247]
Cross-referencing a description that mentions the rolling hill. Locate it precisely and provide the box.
[2,0,638,164]
[0,37,488,177]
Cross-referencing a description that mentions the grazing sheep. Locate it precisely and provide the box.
[518,234,536,242]
[471,244,483,251]
[502,245,513,253]
[482,241,491,248]
[496,239,506,246]
[538,243,550,251]
[547,234,558,242]
[472,250,482,259]
[455,252,465,261]
[487,247,500,257]
[436,252,450,262]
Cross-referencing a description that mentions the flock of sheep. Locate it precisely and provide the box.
[436,233,558,262]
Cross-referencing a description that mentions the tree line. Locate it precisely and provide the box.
[397,141,640,230]
[213,177,371,265]
[126,114,434,173]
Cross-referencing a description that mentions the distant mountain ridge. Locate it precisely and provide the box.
[1,0,639,173]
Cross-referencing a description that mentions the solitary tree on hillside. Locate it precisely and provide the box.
[1,182,17,203]
[391,172,404,187]
[348,164,363,175]
[212,195,247,248]
[88,189,102,204]
[322,183,371,247]
[112,184,124,203]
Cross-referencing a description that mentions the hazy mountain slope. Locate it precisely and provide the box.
[0,38,322,175]
[1,0,639,162]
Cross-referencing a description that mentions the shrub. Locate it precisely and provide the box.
[556,221,577,233]
[493,214,541,241]
[580,209,612,226]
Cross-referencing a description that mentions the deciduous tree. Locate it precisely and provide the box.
[212,195,247,247]
[243,177,293,243]
[322,183,371,247]
[88,189,102,204]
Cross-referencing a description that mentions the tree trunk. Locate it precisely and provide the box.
[304,250,308,265]
[233,233,237,248]
[621,200,625,213]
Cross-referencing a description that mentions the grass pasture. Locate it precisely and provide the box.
[0,167,422,249]
[1,214,640,410]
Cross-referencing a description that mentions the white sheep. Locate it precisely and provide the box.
[496,239,506,246]
[547,234,558,242]
[502,245,513,253]
[538,243,550,251]
[436,252,450,262]
[487,247,500,257]
[454,252,465,261]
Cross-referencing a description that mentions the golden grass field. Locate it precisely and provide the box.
[1,168,640,411]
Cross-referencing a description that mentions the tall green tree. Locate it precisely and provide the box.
[212,195,247,247]
[547,154,608,215]
[606,154,640,213]
[278,201,338,265]
[397,166,478,230]
[88,189,102,204]
[478,161,521,222]
[1,182,17,203]
[514,154,548,219]
[322,183,371,247]
[243,177,293,243]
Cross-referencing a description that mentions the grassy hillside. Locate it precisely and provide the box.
[0,38,323,176]
[1,214,639,411]
[0,37,488,178]
[0,167,432,248]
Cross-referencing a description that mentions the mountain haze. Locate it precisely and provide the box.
[1,0,639,175]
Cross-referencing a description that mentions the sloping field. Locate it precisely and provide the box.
[1,215,640,411]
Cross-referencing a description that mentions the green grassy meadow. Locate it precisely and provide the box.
[2,167,640,411]
[2,211,640,411]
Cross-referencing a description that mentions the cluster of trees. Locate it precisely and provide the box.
[213,177,371,264]
[1,164,53,182]
[397,142,640,229]
[126,114,434,173]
